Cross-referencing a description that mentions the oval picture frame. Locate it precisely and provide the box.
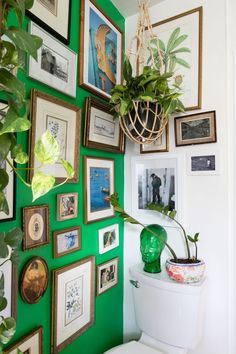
[20,257,49,304]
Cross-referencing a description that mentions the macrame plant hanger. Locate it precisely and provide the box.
[119,1,169,145]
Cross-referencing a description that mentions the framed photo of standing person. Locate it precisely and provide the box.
[175,111,217,146]
[84,156,114,224]
[80,0,123,99]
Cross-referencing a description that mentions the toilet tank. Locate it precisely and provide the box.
[129,264,206,350]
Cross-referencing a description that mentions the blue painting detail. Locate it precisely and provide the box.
[66,232,76,249]
[90,167,110,212]
[89,7,117,95]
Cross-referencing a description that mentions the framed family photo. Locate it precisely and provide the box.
[0,260,17,320]
[187,151,220,176]
[23,205,49,250]
[96,257,118,296]
[84,97,125,153]
[140,125,169,154]
[175,111,217,146]
[53,226,81,258]
[57,193,78,221]
[29,89,81,183]
[20,257,49,304]
[28,22,77,97]
[52,256,95,353]
[4,327,43,354]
[84,156,114,224]
[149,7,203,110]
[80,0,123,99]
[98,224,119,254]
[27,0,71,44]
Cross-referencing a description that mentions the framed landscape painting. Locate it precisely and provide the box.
[148,7,203,110]
[28,22,77,97]
[84,97,125,153]
[4,327,43,354]
[80,0,123,99]
[53,226,81,258]
[27,0,71,44]
[84,156,114,224]
[52,256,95,353]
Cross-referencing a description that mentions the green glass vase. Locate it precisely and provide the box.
[140,224,167,273]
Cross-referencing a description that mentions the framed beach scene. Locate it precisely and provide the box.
[80,0,123,99]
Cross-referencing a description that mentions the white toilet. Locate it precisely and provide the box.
[104,263,206,354]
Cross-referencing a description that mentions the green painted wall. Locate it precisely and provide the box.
[1,1,125,353]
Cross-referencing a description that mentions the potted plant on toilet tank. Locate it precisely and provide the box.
[109,193,205,284]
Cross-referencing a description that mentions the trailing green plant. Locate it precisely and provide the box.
[110,27,190,120]
[109,193,200,263]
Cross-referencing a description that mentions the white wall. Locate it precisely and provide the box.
[123,1,234,354]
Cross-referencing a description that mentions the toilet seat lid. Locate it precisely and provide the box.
[105,341,164,354]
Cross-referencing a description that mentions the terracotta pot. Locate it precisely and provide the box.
[165,258,205,284]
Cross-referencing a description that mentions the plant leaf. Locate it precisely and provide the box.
[60,159,75,179]
[0,297,7,312]
[31,172,55,201]
[0,108,31,135]
[5,227,23,248]
[0,191,9,215]
[0,168,9,191]
[0,68,25,103]
[34,130,60,165]
[123,55,132,82]
[167,27,181,52]
[175,57,190,69]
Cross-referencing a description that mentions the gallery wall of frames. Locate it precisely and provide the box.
[1,1,125,354]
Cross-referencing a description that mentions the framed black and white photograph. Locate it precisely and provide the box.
[131,155,182,225]
[96,258,118,296]
[175,111,217,147]
[140,125,169,154]
[27,0,71,44]
[187,152,220,175]
[98,224,119,254]
[28,22,77,97]
[84,97,125,153]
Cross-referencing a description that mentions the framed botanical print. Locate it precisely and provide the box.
[20,257,49,304]
[0,260,17,319]
[98,224,119,254]
[84,97,125,153]
[27,0,71,44]
[28,22,77,97]
[175,111,217,146]
[140,125,169,154]
[96,257,118,296]
[80,0,123,99]
[29,89,81,183]
[4,327,43,354]
[53,226,81,258]
[23,205,49,250]
[148,7,203,110]
[57,193,78,221]
[52,256,95,353]
[84,156,114,224]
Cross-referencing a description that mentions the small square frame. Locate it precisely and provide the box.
[96,257,118,296]
[98,224,119,254]
[53,226,81,258]
[57,193,78,221]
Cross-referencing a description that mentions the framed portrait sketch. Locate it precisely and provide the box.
[57,193,78,221]
[175,111,217,147]
[29,89,81,183]
[0,260,17,319]
[148,7,203,110]
[131,155,182,225]
[80,0,123,99]
[84,97,125,153]
[53,226,81,258]
[27,0,71,44]
[140,125,169,154]
[187,151,220,176]
[20,257,49,304]
[96,257,118,296]
[0,102,16,222]
[4,327,43,354]
[98,224,119,254]
[52,256,95,353]
[23,205,49,250]
[28,22,77,97]
[84,156,114,224]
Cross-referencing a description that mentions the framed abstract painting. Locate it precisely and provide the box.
[84,156,114,223]
[52,256,95,353]
[80,0,123,99]
[53,226,81,258]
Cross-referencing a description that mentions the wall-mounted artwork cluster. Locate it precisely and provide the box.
[1,0,124,353]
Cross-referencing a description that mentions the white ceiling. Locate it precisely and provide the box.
[111,0,164,18]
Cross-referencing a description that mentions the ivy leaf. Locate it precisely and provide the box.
[0,317,16,344]
[60,159,75,179]
[31,172,55,201]
[0,134,12,160]
[123,55,133,82]
[10,250,21,266]
[0,169,9,191]
[11,144,28,164]
[0,191,9,215]
[5,0,26,26]
[0,69,25,103]
[34,130,60,165]
[5,227,23,248]
[25,0,34,9]
[0,297,7,312]
[0,237,9,259]
[0,107,31,135]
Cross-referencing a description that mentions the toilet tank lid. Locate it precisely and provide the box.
[129,264,206,294]
[105,341,164,354]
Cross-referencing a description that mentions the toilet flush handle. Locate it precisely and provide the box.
[130,280,140,288]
